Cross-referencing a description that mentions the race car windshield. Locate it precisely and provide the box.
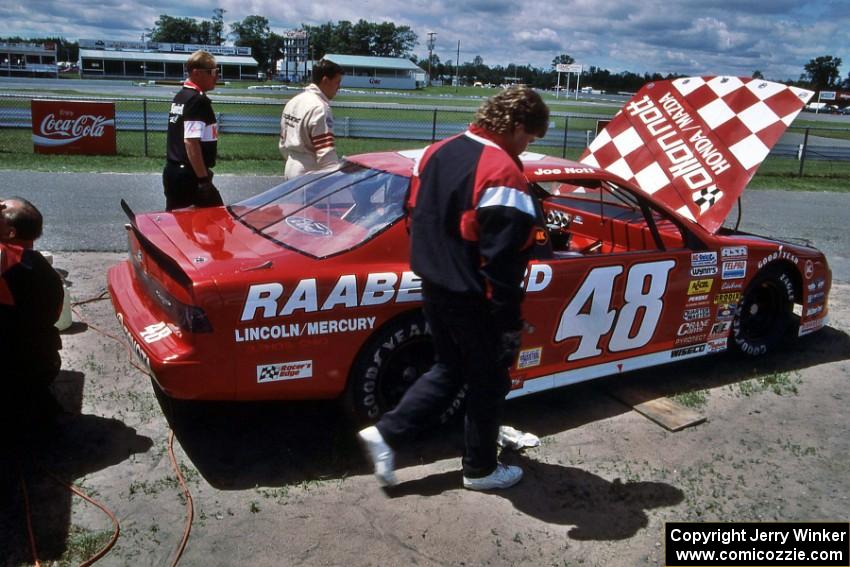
[229,162,409,258]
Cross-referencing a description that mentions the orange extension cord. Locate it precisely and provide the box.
[14,293,195,566]
[71,298,196,566]
[16,457,120,567]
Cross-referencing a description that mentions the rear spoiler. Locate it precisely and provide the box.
[120,199,193,289]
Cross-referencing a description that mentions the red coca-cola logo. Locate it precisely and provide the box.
[31,100,116,155]
[38,113,113,142]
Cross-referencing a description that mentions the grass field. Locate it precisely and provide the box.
[1,88,848,190]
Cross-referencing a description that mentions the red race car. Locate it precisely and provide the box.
[109,76,830,421]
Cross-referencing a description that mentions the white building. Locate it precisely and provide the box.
[78,39,259,81]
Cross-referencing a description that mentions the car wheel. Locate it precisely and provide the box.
[732,267,795,356]
[346,311,465,424]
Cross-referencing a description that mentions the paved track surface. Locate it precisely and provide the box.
[0,170,847,282]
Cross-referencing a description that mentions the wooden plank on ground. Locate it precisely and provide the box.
[606,385,706,432]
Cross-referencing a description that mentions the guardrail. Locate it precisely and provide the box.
[2,94,850,176]
[0,101,609,150]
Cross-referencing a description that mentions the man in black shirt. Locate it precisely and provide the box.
[163,50,223,211]
[359,86,550,491]
[0,197,64,424]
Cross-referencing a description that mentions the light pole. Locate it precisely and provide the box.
[426,32,436,87]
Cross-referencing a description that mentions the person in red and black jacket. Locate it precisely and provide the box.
[0,198,64,425]
[359,86,549,491]
[162,50,224,211]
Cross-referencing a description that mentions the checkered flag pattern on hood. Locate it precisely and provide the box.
[580,76,813,233]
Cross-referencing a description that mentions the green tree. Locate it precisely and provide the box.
[373,22,416,57]
[551,54,575,69]
[350,20,373,54]
[752,70,764,79]
[230,15,273,68]
[212,8,226,45]
[802,55,842,90]
[303,19,417,59]
[149,15,202,43]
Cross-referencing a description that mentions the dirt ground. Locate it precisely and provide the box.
[2,252,849,567]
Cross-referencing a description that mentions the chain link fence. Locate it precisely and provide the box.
[2,93,850,178]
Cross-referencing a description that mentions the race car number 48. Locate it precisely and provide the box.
[556,260,676,360]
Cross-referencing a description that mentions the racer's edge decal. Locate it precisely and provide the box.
[257,360,313,383]
[239,265,554,323]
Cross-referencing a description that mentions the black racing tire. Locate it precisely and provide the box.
[345,310,465,424]
[732,267,795,356]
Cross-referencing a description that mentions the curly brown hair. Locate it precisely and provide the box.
[473,85,549,138]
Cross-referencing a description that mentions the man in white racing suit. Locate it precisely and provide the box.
[279,59,344,180]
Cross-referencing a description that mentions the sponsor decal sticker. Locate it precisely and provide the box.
[517,347,542,370]
[807,278,825,292]
[140,321,173,343]
[687,279,713,295]
[721,280,743,290]
[241,267,554,325]
[716,304,735,321]
[721,260,746,280]
[709,321,731,337]
[690,265,718,277]
[285,216,333,236]
[691,252,718,267]
[625,92,730,216]
[236,316,377,343]
[688,294,709,304]
[805,305,823,317]
[707,338,728,353]
[683,307,711,321]
[721,246,747,259]
[798,316,827,336]
[678,320,710,336]
[116,313,151,371]
[805,259,814,279]
[257,360,313,383]
[807,291,825,305]
[671,344,707,358]
[714,292,741,304]
[675,334,707,345]
[532,167,596,176]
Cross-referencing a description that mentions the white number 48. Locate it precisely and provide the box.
[555,260,675,361]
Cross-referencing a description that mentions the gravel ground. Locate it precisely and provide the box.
[1,252,848,566]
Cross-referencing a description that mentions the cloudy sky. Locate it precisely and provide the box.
[3,0,849,81]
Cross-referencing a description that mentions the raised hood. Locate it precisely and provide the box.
[580,76,813,233]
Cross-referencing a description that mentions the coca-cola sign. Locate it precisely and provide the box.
[31,100,116,155]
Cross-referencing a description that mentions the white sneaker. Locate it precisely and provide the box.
[497,425,540,450]
[463,463,523,491]
[357,426,397,487]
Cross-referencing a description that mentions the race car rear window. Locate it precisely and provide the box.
[229,162,409,258]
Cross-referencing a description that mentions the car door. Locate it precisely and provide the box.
[512,181,702,394]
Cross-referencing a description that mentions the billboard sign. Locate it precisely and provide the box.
[31,100,116,155]
[556,63,582,73]
[819,91,836,101]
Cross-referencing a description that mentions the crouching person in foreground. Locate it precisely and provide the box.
[0,197,64,434]
[359,86,549,490]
